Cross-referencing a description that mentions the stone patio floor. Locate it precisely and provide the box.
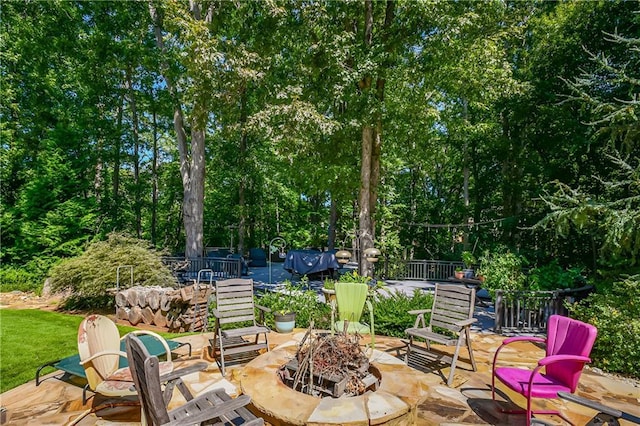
[2,326,639,425]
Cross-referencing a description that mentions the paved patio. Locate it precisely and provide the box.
[1,263,639,425]
[2,324,639,425]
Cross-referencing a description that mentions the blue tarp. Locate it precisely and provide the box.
[283,249,340,275]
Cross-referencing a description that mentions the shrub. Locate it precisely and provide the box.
[371,288,433,338]
[337,270,371,284]
[528,260,585,291]
[257,278,331,330]
[0,257,59,293]
[48,233,176,309]
[461,251,476,269]
[0,266,42,293]
[568,275,640,378]
[477,250,527,297]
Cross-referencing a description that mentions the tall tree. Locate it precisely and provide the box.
[148,1,219,258]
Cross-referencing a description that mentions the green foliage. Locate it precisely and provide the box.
[48,233,176,309]
[2,0,638,290]
[568,276,640,378]
[0,266,43,293]
[257,278,331,330]
[461,251,476,268]
[528,260,585,291]
[323,270,373,291]
[338,270,371,284]
[535,16,640,273]
[371,288,433,338]
[322,278,335,290]
[477,249,527,296]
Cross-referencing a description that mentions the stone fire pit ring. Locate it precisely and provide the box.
[239,335,429,425]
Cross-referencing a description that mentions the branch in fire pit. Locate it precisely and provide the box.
[279,324,379,397]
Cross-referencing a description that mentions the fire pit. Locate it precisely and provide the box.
[239,330,429,425]
[279,331,380,398]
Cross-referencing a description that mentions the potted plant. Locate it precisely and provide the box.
[273,310,296,333]
[322,278,336,305]
[258,279,304,333]
[461,251,476,278]
[454,267,465,279]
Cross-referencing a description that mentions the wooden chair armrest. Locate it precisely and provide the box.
[408,309,430,328]
[454,318,477,327]
[557,392,637,422]
[159,362,209,382]
[255,304,270,324]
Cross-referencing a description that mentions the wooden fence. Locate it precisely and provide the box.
[397,260,465,281]
[162,256,242,284]
[494,285,594,334]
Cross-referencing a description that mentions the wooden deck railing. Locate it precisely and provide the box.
[494,285,593,334]
[162,256,242,284]
[396,260,464,281]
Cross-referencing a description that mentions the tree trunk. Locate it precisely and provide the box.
[359,125,375,277]
[112,93,124,228]
[151,108,158,246]
[328,196,337,250]
[126,66,142,238]
[183,127,205,258]
[462,97,471,251]
[149,2,206,259]
[238,85,248,255]
[356,0,393,277]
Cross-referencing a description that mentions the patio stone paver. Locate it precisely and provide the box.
[1,266,638,426]
[2,328,639,425]
[240,333,426,425]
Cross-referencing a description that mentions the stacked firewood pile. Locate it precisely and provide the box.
[114,284,213,332]
[279,324,379,397]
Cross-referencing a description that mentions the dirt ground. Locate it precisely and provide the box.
[0,291,63,310]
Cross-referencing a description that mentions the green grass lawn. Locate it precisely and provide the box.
[0,309,184,393]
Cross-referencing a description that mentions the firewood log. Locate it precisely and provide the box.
[137,289,147,308]
[153,309,167,328]
[115,290,129,308]
[160,293,171,311]
[180,285,194,301]
[141,306,155,325]
[147,289,160,310]
[126,289,138,308]
[128,305,143,326]
[116,306,129,321]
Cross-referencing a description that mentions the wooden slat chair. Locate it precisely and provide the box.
[210,278,270,376]
[404,284,477,386]
[125,334,263,426]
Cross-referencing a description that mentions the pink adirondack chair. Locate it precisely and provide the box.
[491,314,597,426]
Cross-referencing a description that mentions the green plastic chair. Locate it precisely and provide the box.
[331,282,375,349]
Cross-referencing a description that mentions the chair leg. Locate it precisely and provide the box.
[447,338,463,386]
[404,338,412,364]
[465,327,477,371]
[491,385,568,426]
[219,344,226,377]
